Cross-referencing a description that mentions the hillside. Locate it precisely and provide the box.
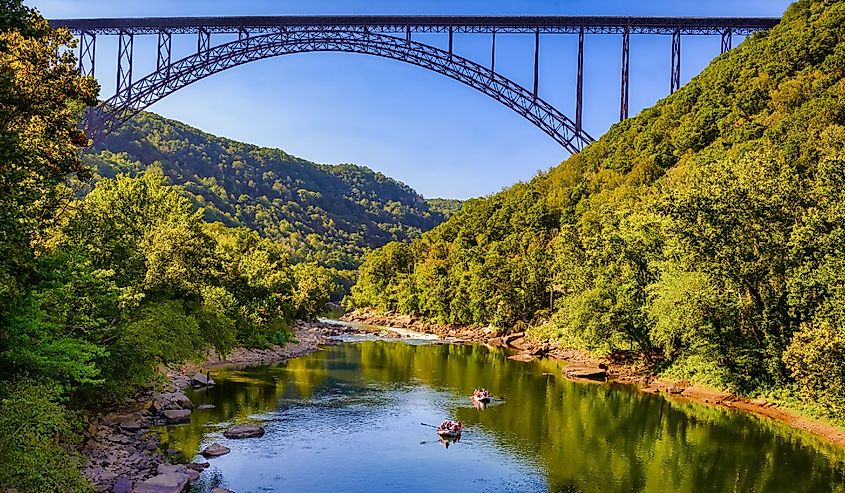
[83,112,459,268]
[348,0,845,419]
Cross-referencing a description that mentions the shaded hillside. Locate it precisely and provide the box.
[83,112,454,268]
[348,0,845,419]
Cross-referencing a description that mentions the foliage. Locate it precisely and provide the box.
[0,379,91,492]
[348,0,845,415]
[0,0,97,312]
[425,197,463,218]
[0,4,361,487]
[783,321,845,416]
[293,262,336,319]
[83,111,457,269]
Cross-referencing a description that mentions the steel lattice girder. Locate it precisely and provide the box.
[50,15,778,36]
[85,29,595,153]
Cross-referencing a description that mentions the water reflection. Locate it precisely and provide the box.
[159,341,845,493]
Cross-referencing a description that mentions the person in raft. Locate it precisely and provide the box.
[438,420,463,432]
[473,388,490,399]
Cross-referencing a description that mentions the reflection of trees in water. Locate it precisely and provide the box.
[166,341,845,493]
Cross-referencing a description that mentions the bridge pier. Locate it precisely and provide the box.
[78,30,95,77]
[156,30,171,75]
[198,27,210,59]
[670,28,681,94]
[116,30,133,97]
[448,25,453,60]
[490,29,496,75]
[576,26,584,133]
[620,26,630,121]
[533,30,540,99]
[721,28,733,54]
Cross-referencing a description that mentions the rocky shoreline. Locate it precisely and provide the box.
[81,320,353,493]
[341,309,845,448]
[83,312,845,492]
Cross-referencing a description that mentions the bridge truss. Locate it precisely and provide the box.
[49,15,779,152]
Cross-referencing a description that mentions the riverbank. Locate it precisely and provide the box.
[81,319,355,493]
[341,309,845,448]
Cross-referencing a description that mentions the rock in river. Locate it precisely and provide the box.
[163,409,192,424]
[192,373,215,387]
[201,442,231,457]
[223,424,265,439]
[132,472,190,493]
[564,366,608,381]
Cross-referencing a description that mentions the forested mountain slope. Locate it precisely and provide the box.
[84,112,457,268]
[348,0,845,419]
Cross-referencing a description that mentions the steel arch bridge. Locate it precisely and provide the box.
[86,29,593,153]
[50,16,779,153]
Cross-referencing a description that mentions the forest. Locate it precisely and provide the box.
[0,3,336,490]
[348,0,845,422]
[84,112,461,270]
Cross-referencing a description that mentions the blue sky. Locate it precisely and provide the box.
[35,0,792,199]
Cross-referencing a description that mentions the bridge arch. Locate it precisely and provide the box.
[85,28,595,153]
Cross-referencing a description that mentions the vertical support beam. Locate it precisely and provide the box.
[490,29,496,75]
[78,30,95,77]
[448,25,453,60]
[405,25,411,46]
[116,29,133,98]
[238,27,249,42]
[576,26,584,133]
[197,27,210,57]
[156,29,171,76]
[620,26,630,121]
[670,28,681,94]
[533,29,540,99]
[721,28,733,54]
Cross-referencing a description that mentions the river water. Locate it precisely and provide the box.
[159,334,845,492]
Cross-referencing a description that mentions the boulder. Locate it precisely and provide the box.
[507,353,536,362]
[132,472,190,493]
[171,392,193,410]
[201,442,231,457]
[156,464,198,481]
[487,337,505,347]
[666,385,685,395]
[211,489,235,493]
[564,367,608,381]
[223,424,265,439]
[112,476,132,493]
[192,373,215,387]
[187,462,210,471]
[118,413,144,432]
[163,409,192,424]
[508,337,528,350]
[503,332,526,348]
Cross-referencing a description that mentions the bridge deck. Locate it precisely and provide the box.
[49,15,779,36]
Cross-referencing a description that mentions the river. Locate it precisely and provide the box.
[157,332,845,492]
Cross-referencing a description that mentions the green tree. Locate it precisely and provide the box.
[0,1,97,310]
